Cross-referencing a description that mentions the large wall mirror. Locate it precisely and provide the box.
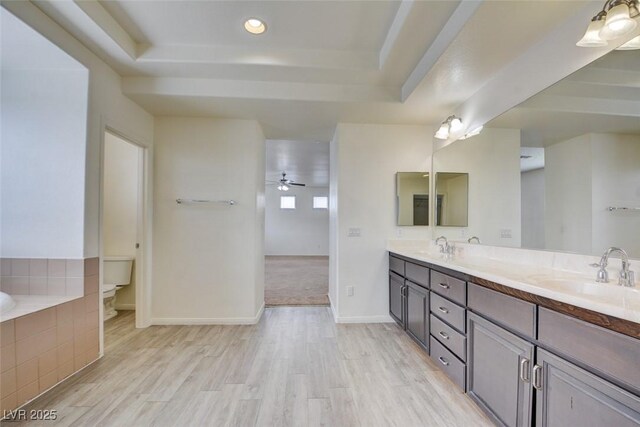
[432,49,640,258]
[397,172,430,226]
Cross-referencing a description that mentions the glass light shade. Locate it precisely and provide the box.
[577,19,608,46]
[450,117,463,132]
[434,123,449,140]
[600,4,637,40]
[617,35,640,49]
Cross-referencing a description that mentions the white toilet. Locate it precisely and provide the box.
[103,256,134,321]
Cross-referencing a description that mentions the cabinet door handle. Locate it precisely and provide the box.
[532,365,543,390]
[438,283,450,290]
[437,306,449,314]
[438,331,449,340]
[438,356,450,366]
[519,358,530,383]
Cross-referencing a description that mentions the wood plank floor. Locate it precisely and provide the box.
[15,308,492,426]
[265,257,329,306]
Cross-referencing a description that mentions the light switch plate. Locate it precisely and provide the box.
[500,229,513,239]
[348,228,361,237]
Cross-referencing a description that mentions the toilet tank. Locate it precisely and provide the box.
[103,256,134,286]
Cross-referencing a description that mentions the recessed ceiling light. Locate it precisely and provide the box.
[244,18,266,35]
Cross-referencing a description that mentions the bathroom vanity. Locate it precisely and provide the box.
[388,248,640,427]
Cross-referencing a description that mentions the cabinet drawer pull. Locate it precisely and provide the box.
[438,331,449,340]
[438,356,449,366]
[533,365,543,390]
[438,283,450,290]
[437,306,449,314]
[519,358,530,383]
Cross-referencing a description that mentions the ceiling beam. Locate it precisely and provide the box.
[400,0,483,102]
[72,0,137,60]
[521,94,640,117]
[122,77,399,103]
[378,0,415,69]
[137,44,378,71]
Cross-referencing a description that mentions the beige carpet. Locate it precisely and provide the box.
[264,256,329,306]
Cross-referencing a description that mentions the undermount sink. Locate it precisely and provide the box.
[529,275,640,300]
[0,291,16,312]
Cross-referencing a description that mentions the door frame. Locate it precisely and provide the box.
[99,119,153,342]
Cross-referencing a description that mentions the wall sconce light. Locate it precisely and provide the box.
[434,115,463,140]
[577,0,639,49]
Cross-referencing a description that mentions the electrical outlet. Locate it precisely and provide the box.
[500,229,513,239]
[347,286,354,296]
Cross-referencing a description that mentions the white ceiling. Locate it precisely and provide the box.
[488,50,640,147]
[25,0,589,140]
[265,140,330,187]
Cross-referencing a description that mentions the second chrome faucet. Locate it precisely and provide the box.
[590,247,636,287]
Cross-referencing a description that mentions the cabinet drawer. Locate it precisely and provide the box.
[538,307,640,394]
[430,270,466,305]
[431,292,466,333]
[406,262,429,288]
[430,336,466,391]
[468,283,536,339]
[431,314,466,362]
[389,255,405,276]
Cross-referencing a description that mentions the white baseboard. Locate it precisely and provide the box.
[115,303,136,310]
[334,314,395,324]
[151,303,265,326]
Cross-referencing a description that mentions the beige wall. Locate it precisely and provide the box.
[103,133,139,309]
[330,123,432,322]
[152,118,265,322]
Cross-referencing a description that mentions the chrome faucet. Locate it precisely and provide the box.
[468,236,480,244]
[590,247,636,287]
[435,236,454,255]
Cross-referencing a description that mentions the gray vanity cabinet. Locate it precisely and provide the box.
[535,349,640,427]
[389,271,406,328]
[406,281,429,349]
[467,312,534,427]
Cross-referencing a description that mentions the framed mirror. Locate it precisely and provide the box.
[431,49,640,258]
[435,173,468,227]
[396,172,430,226]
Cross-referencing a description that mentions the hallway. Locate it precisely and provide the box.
[16,307,490,426]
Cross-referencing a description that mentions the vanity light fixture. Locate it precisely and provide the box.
[577,0,639,49]
[244,18,267,35]
[434,115,463,140]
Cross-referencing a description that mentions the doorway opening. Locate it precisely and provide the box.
[264,140,330,306]
[101,130,145,344]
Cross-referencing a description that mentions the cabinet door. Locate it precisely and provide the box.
[406,281,429,348]
[467,312,534,427]
[535,349,640,427]
[389,273,405,328]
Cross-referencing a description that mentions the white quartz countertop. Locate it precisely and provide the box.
[388,245,640,325]
[0,295,81,322]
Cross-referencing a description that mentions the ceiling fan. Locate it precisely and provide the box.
[267,172,306,191]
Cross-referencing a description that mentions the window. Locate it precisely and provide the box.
[313,196,328,209]
[280,196,296,209]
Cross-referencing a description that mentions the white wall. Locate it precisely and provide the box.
[103,132,139,308]
[265,185,329,256]
[152,117,265,322]
[591,133,640,258]
[330,123,432,322]
[521,168,546,250]
[1,9,88,259]
[545,134,593,254]
[2,2,155,260]
[433,128,521,247]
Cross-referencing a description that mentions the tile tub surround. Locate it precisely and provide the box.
[0,258,99,297]
[388,240,640,324]
[0,271,100,414]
